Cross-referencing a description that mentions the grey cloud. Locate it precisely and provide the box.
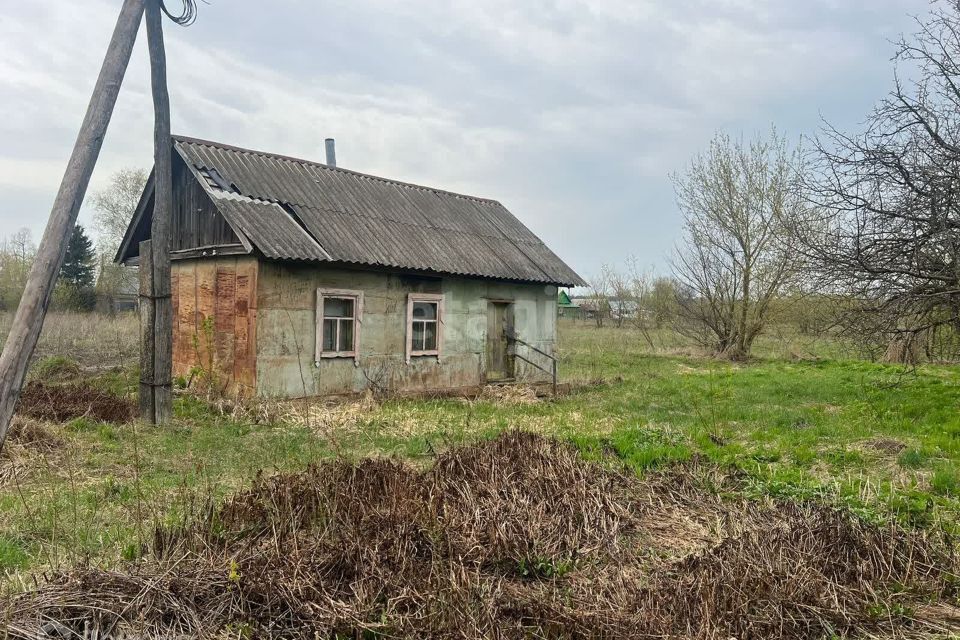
[0,0,928,278]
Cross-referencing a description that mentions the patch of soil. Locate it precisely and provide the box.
[15,381,135,423]
[7,433,958,639]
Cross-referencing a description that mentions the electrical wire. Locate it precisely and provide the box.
[160,0,202,27]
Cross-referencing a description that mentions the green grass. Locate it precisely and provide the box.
[2,319,960,576]
[29,356,81,382]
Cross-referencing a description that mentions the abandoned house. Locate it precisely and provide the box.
[116,136,585,398]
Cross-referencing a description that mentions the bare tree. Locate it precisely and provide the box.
[607,265,632,328]
[91,167,148,256]
[90,167,147,307]
[671,129,807,359]
[586,267,613,328]
[804,1,960,362]
[621,258,659,348]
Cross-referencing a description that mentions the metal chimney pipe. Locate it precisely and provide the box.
[324,138,337,168]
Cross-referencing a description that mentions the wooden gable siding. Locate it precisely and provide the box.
[171,156,239,251]
[171,257,258,396]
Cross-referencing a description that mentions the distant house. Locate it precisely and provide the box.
[568,296,639,322]
[570,297,596,319]
[95,265,138,314]
[609,298,640,320]
[116,136,584,398]
[557,290,580,317]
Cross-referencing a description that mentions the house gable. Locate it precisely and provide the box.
[116,151,245,264]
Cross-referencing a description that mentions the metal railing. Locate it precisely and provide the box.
[505,331,558,396]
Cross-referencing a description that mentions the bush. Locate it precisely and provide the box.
[52,284,96,312]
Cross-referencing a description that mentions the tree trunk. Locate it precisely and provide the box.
[883,332,924,365]
[0,0,144,451]
[737,259,751,356]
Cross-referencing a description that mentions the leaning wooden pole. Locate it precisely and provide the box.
[144,0,174,424]
[0,0,145,451]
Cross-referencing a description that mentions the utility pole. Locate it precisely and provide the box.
[0,0,145,451]
[143,0,174,423]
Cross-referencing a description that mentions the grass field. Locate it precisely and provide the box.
[1,313,959,580]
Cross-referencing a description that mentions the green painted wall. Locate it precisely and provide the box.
[255,261,558,397]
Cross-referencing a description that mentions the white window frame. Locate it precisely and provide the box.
[406,293,444,364]
[316,288,363,365]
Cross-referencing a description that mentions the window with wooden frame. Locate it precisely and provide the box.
[316,289,363,365]
[406,293,444,363]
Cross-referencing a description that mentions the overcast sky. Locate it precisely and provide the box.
[0,0,928,278]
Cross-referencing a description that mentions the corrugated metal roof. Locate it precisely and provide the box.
[209,192,330,262]
[172,136,585,286]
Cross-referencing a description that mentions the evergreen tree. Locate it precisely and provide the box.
[60,224,95,289]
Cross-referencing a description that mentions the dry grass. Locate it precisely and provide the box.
[478,383,541,405]
[281,391,381,435]
[0,311,138,370]
[0,418,64,485]
[6,433,957,639]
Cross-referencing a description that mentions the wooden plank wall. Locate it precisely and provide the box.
[171,156,239,251]
[171,257,258,397]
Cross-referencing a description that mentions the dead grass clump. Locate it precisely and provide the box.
[7,417,64,452]
[0,445,30,486]
[7,432,958,639]
[865,437,909,455]
[478,384,540,405]
[632,503,953,639]
[277,391,380,435]
[207,391,382,431]
[0,418,65,485]
[15,381,135,423]
[430,432,638,572]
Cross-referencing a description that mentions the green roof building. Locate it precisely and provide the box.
[558,290,580,317]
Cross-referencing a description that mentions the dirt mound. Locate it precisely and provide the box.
[6,433,957,639]
[15,381,135,423]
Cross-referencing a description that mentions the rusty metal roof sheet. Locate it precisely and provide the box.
[172,136,584,286]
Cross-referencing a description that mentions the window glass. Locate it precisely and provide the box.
[412,321,425,351]
[413,301,436,320]
[322,318,336,351]
[408,297,441,357]
[423,321,437,351]
[338,319,354,352]
[319,294,358,355]
[325,297,353,319]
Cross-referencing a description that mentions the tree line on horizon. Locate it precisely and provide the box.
[0,168,147,314]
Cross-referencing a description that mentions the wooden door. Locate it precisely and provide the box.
[486,302,514,381]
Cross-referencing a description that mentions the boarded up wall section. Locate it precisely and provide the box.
[171,257,258,397]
